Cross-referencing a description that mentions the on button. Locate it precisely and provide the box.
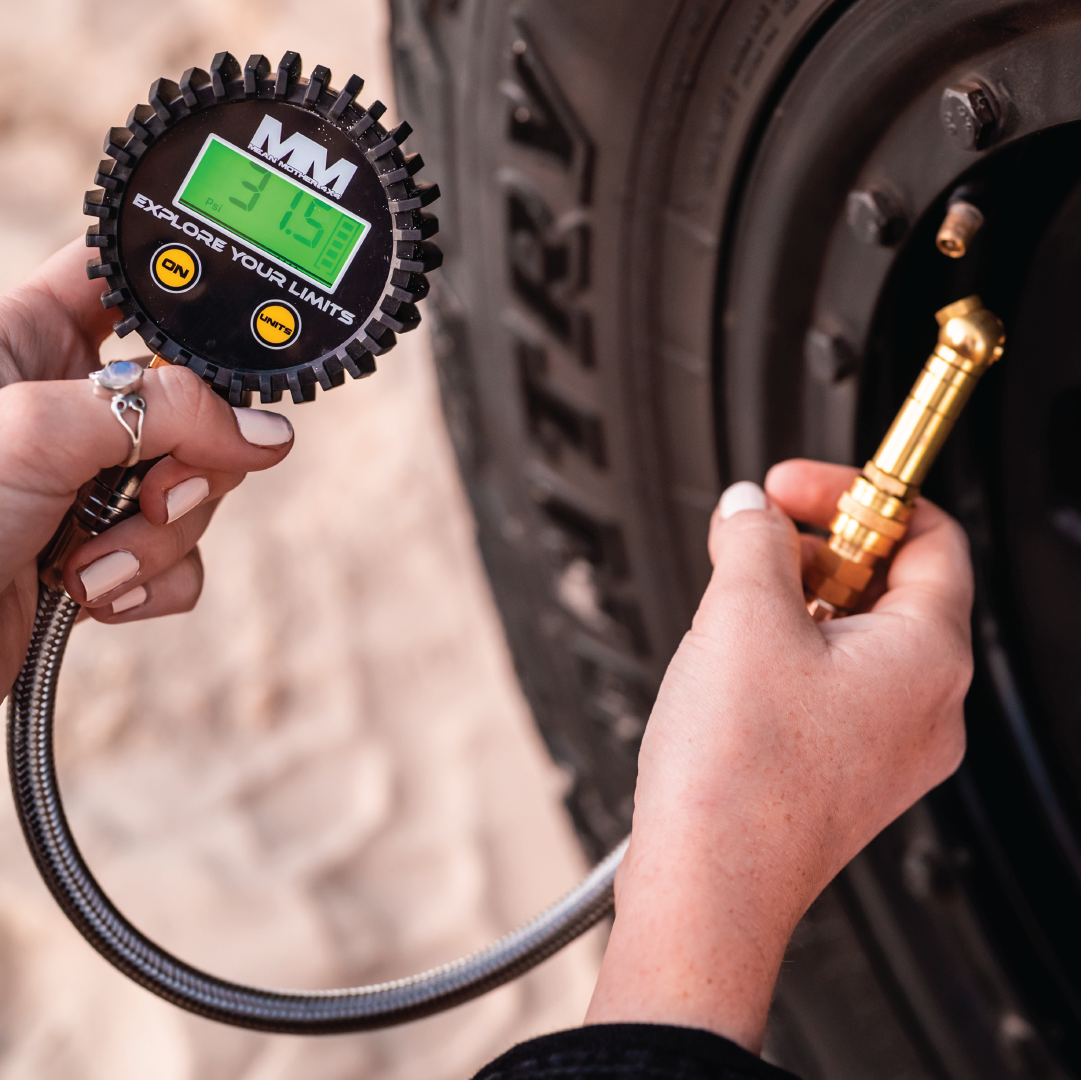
[150,243,201,293]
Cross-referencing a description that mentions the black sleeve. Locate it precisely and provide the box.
[470,1023,802,1080]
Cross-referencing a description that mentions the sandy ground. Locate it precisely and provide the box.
[0,2,604,1077]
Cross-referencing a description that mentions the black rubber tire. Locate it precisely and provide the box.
[390,2,1081,1075]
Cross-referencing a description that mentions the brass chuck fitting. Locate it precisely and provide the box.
[804,295,1005,620]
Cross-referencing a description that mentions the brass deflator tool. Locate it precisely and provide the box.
[804,295,1005,620]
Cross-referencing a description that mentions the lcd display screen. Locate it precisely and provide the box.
[175,135,370,292]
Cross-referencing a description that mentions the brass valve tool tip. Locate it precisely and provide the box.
[804,295,1005,621]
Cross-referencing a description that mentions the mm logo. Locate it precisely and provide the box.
[249,115,358,197]
[252,300,301,349]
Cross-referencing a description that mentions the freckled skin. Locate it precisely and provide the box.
[586,460,973,1054]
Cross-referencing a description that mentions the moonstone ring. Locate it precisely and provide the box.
[89,360,147,467]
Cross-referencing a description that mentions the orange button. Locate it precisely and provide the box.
[251,300,301,349]
[150,244,201,292]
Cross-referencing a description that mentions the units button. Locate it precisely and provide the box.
[251,300,301,349]
[150,243,201,293]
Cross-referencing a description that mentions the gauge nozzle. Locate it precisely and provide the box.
[38,461,154,592]
[804,295,1005,620]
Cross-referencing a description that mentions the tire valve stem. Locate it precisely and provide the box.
[804,295,1005,621]
[936,199,985,258]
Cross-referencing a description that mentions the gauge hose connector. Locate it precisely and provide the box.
[804,295,1005,620]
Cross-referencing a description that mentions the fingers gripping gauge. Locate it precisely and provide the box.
[86,50,441,405]
[8,52,625,1035]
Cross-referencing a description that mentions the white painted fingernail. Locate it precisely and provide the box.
[165,476,210,523]
[110,585,147,615]
[232,407,293,447]
[719,481,768,520]
[79,550,139,601]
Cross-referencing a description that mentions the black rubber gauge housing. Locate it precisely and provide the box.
[84,51,441,405]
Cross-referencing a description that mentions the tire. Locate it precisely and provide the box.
[389,2,1081,1075]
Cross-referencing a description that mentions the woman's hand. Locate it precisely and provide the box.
[585,460,973,1052]
[0,239,294,698]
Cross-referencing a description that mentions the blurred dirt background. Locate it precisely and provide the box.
[0,2,604,1077]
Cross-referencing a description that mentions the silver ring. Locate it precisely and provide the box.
[90,361,147,467]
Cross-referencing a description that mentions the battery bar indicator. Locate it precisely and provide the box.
[175,134,370,293]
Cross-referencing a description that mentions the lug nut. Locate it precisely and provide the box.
[941,79,1000,150]
[936,200,984,258]
[846,188,906,246]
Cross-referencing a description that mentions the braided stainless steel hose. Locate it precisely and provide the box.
[8,581,627,1032]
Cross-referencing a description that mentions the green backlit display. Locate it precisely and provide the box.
[176,135,369,292]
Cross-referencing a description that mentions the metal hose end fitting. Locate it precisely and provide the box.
[37,462,155,592]
[804,295,1005,619]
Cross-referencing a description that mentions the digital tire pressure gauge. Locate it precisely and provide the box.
[11,52,623,1035]
[85,50,439,406]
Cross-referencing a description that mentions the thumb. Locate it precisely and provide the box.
[698,481,811,637]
